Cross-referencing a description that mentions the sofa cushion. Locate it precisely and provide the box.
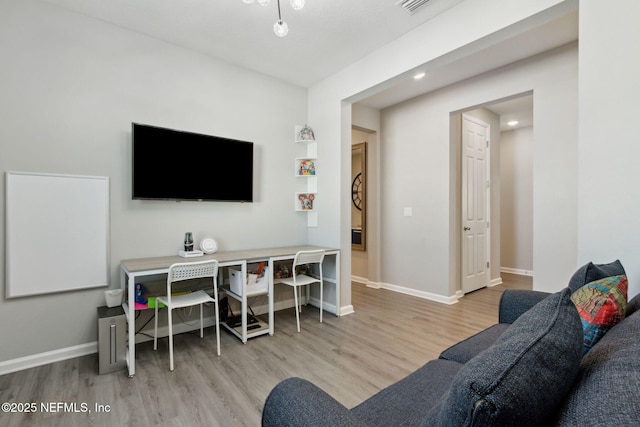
[627,292,640,317]
[498,289,551,324]
[551,308,640,425]
[571,275,627,355]
[262,377,367,427]
[439,323,509,364]
[351,359,462,427]
[424,288,583,427]
[568,260,625,293]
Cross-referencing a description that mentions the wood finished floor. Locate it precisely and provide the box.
[0,274,531,427]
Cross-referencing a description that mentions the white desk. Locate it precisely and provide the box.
[120,245,340,377]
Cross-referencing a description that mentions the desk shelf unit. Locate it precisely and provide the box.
[219,261,271,343]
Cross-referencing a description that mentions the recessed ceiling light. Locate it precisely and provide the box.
[507,120,519,126]
[413,72,426,80]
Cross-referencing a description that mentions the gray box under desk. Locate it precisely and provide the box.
[97,306,126,375]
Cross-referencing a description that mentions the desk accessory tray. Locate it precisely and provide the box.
[178,250,204,258]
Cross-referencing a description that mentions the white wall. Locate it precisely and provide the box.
[352,104,381,287]
[0,0,307,362]
[500,127,534,273]
[375,44,576,299]
[351,129,369,281]
[578,0,640,298]
[308,0,573,306]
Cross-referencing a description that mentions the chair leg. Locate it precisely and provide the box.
[293,286,300,333]
[168,307,174,371]
[305,285,310,306]
[153,304,159,350]
[213,300,220,356]
[319,280,323,323]
[199,304,204,338]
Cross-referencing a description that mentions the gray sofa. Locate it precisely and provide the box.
[262,261,640,426]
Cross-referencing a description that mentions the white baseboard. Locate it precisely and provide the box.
[339,305,355,316]
[352,275,382,290]
[489,277,503,287]
[500,267,534,277]
[379,282,459,305]
[351,275,368,285]
[0,342,97,376]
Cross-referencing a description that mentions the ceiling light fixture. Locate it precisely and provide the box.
[507,120,519,126]
[244,0,305,37]
[414,72,426,79]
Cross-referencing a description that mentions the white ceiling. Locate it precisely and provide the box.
[487,94,534,131]
[41,0,577,126]
[42,0,465,88]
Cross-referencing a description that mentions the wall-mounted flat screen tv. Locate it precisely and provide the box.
[132,123,253,202]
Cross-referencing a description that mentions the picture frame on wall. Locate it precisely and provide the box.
[295,158,317,176]
[295,192,316,211]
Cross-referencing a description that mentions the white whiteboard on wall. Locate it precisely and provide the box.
[6,172,109,298]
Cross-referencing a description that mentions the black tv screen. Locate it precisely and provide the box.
[132,123,253,202]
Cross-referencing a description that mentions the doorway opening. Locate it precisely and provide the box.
[452,92,534,295]
[351,126,377,287]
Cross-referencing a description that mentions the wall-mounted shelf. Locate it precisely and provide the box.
[295,125,318,227]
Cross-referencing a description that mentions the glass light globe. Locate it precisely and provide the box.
[257,0,271,5]
[290,0,305,10]
[274,19,288,37]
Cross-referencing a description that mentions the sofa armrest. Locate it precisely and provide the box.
[498,289,551,324]
[262,377,367,427]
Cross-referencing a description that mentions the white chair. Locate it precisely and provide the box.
[153,259,220,371]
[276,250,325,333]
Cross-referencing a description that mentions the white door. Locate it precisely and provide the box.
[462,114,490,294]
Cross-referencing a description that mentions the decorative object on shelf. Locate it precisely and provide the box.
[296,124,315,142]
[135,283,147,305]
[242,0,305,38]
[296,193,316,211]
[184,232,194,252]
[296,158,316,176]
[104,289,124,308]
[200,237,219,254]
[274,264,292,279]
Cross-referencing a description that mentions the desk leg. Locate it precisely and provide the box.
[127,273,136,377]
[268,258,274,336]
[335,253,341,316]
[241,261,248,344]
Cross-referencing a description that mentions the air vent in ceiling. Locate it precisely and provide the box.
[396,0,433,15]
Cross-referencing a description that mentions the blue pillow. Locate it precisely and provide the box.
[568,260,625,293]
[424,288,583,427]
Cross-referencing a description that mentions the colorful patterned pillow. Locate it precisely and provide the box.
[571,275,628,354]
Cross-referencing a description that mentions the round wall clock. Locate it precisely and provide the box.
[352,173,363,210]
